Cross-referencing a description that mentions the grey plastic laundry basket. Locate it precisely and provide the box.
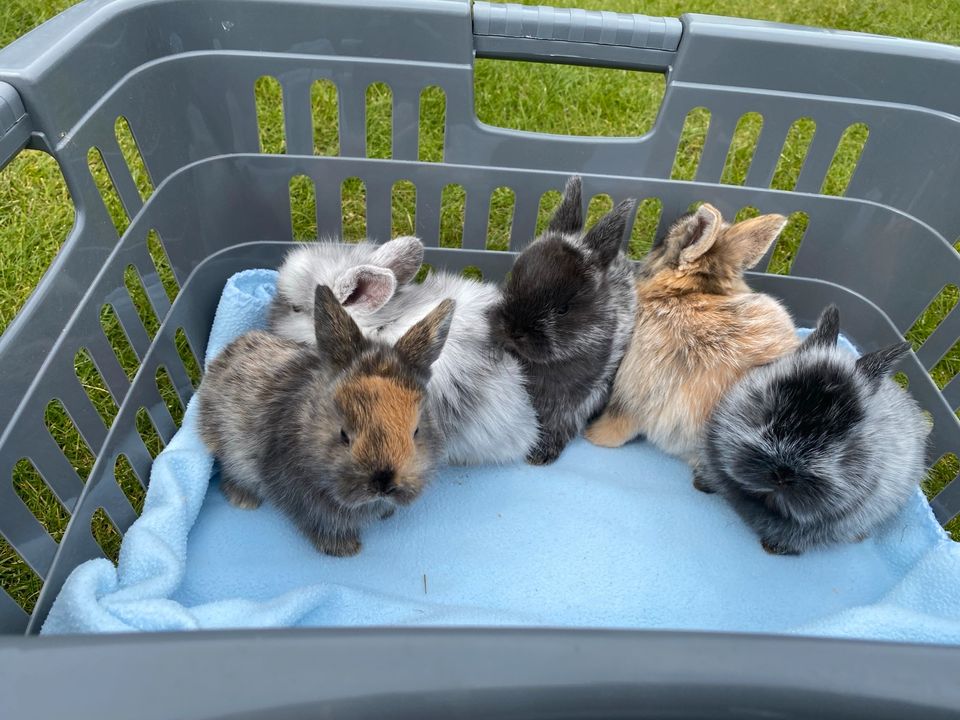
[1,0,960,717]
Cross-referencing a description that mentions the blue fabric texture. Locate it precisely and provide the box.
[42,270,960,642]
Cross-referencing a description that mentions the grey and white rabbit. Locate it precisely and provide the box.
[198,284,454,557]
[269,238,539,465]
[269,236,424,342]
[489,176,638,465]
[695,305,929,555]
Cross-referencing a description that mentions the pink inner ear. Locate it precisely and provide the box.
[336,266,396,314]
[343,282,365,306]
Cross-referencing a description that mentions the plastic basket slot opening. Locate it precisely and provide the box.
[440,184,466,249]
[670,107,711,181]
[87,147,130,236]
[290,175,318,241]
[391,180,417,239]
[418,86,445,163]
[341,177,367,242]
[629,197,663,260]
[311,79,339,157]
[486,186,515,251]
[114,116,154,203]
[720,112,764,186]
[366,82,392,160]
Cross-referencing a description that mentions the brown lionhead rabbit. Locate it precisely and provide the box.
[198,285,454,557]
[585,203,798,470]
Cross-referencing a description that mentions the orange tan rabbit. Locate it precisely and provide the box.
[585,203,799,468]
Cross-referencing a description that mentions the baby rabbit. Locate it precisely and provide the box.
[271,237,539,466]
[269,235,424,342]
[198,284,454,557]
[585,203,798,467]
[490,176,637,465]
[695,306,928,555]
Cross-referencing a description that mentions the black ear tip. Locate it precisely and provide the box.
[894,340,913,356]
[819,304,841,334]
[314,283,338,308]
[438,297,456,316]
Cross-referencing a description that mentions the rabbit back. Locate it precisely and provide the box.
[198,331,330,497]
[378,271,538,465]
[611,290,798,461]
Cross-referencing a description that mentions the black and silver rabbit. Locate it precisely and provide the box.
[695,305,929,555]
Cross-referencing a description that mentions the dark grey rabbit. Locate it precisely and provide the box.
[197,285,454,557]
[695,305,929,555]
[490,176,637,465]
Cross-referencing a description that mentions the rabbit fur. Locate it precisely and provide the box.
[269,237,539,465]
[198,284,454,557]
[490,176,638,465]
[695,306,929,555]
[585,203,799,466]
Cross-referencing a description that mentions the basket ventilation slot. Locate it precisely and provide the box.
[440,184,466,248]
[312,79,339,156]
[419,86,446,163]
[255,76,286,154]
[341,177,367,241]
[486,186,515,251]
[391,180,417,238]
[87,147,130,236]
[366,82,392,160]
[115,116,154,202]
[290,175,318,240]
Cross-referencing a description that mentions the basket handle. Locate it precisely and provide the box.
[472,1,682,72]
[0,82,32,170]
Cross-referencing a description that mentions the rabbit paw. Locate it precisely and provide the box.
[315,533,362,557]
[692,472,716,494]
[221,480,262,510]
[526,445,561,466]
[584,410,638,448]
[761,539,799,556]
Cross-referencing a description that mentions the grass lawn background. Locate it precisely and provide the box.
[1,0,959,614]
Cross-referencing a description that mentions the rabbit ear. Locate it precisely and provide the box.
[799,305,841,351]
[856,341,911,388]
[395,299,456,376]
[720,213,788,270]
[677,204,723,266]
[314,285,366,371]
[582,199,635,268]
[334,265,397,314]
[547,176,584,234]
[370,236,424,285]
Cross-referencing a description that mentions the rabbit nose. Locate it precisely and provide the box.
[371,468,396,493]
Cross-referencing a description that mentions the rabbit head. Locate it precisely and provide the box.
[270,236,424,341]
[706,305,914,526]
[309,284,454,508]
[639,203,787,296]
[490,176,636,363]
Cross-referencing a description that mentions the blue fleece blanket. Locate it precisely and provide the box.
[42,270,960,642]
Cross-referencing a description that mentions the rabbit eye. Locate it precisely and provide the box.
[556,304,570,316]
[291,304,303,313]
[340,429,350,446]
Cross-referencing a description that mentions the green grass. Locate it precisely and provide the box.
[2,0,960,613]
